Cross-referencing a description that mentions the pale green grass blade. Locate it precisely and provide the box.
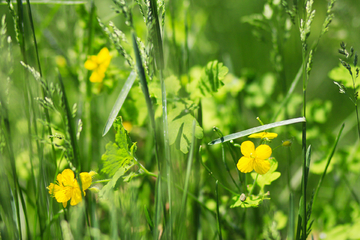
[208,117,306,145]
[102,70,136,136]
[180,120,196,234]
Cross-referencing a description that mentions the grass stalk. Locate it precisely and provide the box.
[215,181,223,240]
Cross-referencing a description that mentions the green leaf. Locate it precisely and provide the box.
[168,105,203,154]
[230,195,263,208]
[187,61,228,99]
[122,172,140,182]
[251,158,281,189]
[200,60,228,94]
[99,167,129,198]
[101,117,136,177]
[103,71,137,136]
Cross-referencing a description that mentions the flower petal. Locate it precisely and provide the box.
[237,156,254,173]
[80,172,92,191]
[70,187,83,206]
[264,132,278,139]
[89,70,105,83]
[48,183,55,195]
[97,47,111,63]
[61,169,75,187]
[241,141,255,157]
[248,132,265,139]
[255,144,272,160]
[62,201,67,208]
[84,56,98,70]
[54,187,72,203]
[254,159,270,175]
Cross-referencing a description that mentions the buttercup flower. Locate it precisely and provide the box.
[248,131,278,140]
[48,169,94,208]
[84,47,112,83]
[237,141,272,175]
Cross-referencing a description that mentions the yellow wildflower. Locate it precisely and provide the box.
[48,169,94,208]
[248,131,278,140]
[84,47,112,83]
[237,141,272,175]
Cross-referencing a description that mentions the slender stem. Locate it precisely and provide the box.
[248,173,258,196]
[301,47,307,240]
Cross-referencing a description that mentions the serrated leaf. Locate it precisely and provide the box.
[101,117,137,177]
[200,60,228,94]
[168,106,203,154]
[188,61,228,99]
[230,195,263,208]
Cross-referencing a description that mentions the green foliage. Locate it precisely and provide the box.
[251,158,281,191]
[168,103,203,154]
[2,0,360,239]
[101,117,137,177]
[329,63,358,90]
[188,60,228,99]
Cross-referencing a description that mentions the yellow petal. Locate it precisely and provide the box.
[61,169,76,187]
[80,172,92,191]
[255,144,272,160]
[89,70,105,83]
[97,47,111,63]
[62,201,67,208]
[248,132,265,138]
[264,132,278,139]
[84,56,98,70]
[54,187,72,203]
[254,159,270,175]
[70,187,83,206]
[48,183,55,195]
[56,172,63,186]
[241,141,255,157]
[237,156,254,173]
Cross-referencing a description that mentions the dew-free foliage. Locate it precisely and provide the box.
[101,118,136,177]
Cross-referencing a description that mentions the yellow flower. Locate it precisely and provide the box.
[237,141,272,175]
[248,131,278,140]
[84,47,112,83]
[48,169,94,208]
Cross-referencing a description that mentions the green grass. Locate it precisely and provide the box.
[1,0,360,239]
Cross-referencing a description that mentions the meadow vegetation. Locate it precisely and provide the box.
[1,0,360,239]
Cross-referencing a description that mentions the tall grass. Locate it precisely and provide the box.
[1,0,359,239]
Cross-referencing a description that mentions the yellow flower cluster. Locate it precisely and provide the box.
[48,169,95,208]
[84,47,112,83]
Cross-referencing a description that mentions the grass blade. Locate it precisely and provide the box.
[180,120,196,228]
[58,73,80,169]
[208,117,306,145]
[215,180,223,240]
[102,71,137,136]
[313,123,344,205]
[271,64,303,122]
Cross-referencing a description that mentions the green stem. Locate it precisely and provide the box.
[249,173,258,196]
[301,46,307,240]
